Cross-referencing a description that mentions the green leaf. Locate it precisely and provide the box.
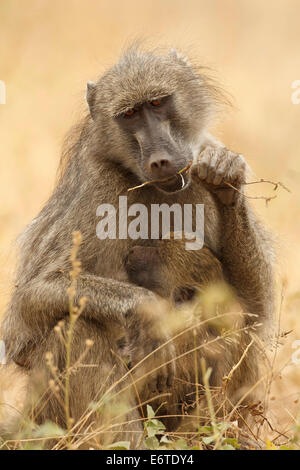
[202,435,215,445]
[146,405,155,419]
[144,418,165,437]
[173,439,189,450]
[106,441,131,450]
[145,436,160,450]
[216,422,231,432]
[198,425,213,435]
[223,438,241,449]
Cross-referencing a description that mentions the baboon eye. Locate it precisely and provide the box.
[123,108,136,118]
[150,98,162,107]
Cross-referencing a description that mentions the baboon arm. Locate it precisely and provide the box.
[219,200,275,328]
[199,131,224,151]
[196,132,275,326]
[3,272,153,359]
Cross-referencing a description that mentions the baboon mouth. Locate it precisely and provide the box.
[154,172,189,193]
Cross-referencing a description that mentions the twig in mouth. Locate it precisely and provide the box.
[127,161,193,192]
[127,159,290,207]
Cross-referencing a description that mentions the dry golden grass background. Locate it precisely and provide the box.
[0,0,300,441]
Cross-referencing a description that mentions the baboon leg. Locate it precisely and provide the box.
[29,318,144,449]
[158,329,260,433]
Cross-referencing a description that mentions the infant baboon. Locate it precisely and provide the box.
[124,240,223,301]
[124,238,261,430]
[0,45,274,447]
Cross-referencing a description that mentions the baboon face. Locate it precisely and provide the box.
[124,245,199,304]
[86,47,218,193]
[124,246,166,293]
[115,94,193,193]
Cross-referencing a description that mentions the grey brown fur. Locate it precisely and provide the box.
[124,239,263,431]
[1,45,274,446]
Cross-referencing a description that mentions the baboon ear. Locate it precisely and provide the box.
[86,81,97,120]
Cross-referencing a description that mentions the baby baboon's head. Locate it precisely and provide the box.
[124,239,224,305]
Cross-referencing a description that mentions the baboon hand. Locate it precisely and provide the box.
[126,300,176,397]
[191,146,247,205]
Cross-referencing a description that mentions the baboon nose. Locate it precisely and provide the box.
[148,153,175,179]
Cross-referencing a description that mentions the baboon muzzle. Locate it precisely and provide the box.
[137,113,185,181]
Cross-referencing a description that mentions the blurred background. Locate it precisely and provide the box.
[0,0,300,439]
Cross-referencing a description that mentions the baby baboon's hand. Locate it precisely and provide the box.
[126,300,176,397]
[191,146,247,205]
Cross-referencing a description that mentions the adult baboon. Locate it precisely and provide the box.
[1,45,274,447]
